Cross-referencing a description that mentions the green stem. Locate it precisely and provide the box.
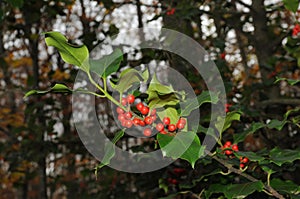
[75,89,106,98]
[267,172,271,187]
[103,77,107,92]
[87,71,124,109]
[86,72,145,120]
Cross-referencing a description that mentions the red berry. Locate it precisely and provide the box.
[156,123,164,132]
[225,150,233,155]
[127,94,135,104]
[151,115,157,122]
[118,114,126,122]
[150,109,156,115]
[160,130,167,135]
[225,103,232,113]
[231,144,239,151]
[124,112,132,119]
[140,106,149,115]
[176,122,185,130]
[172,179,178,184]
[224,141,232,148]
[220,52,226,59]
[136,102,144,111]
[293,24,300,36]
[163,117,171,125]
[121,120,127,127]
[173,168,185,174]
[178,118,186,125]
[166,8,176,16]
[240,163,245,169]
[144,116,153,125]
[143,128,152,137]
[132,118,141,126]
[121,97,127,106]
[116,107,124,114]
[139,120,146,126]
[168,124,176,132]
[125,120,133,128]
[241,157,249,164]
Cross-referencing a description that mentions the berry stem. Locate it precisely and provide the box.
[87,71,125,110]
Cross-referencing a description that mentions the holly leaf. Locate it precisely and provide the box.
[283,0,299,13]
[95,130,124,172]
[44,31,89,71]
[8,0,24,8]
[266,119,287,130]
[205,181,264,198]
[90,48,123,78]
[148,74,176,94]
[270,178,300,195]
[157,132,203,168]
[269,147,300,166]
[147,74,181,109]
[234,122,265,143]
[275,77,300,86]
[180,91,219,117]
[112,68,143,94]
[24,83,72,98]
[215,111,241,133]
[156,107,179,125]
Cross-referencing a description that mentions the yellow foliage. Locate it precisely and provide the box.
[4,56,33,68]
[10,172,25,183]
[52,69,70,81]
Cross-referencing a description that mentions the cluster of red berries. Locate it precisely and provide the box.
[116,94,187,137]
[292,24,300,36]
[155,117,186,135]
[222,141,249,169]
[167,167,186,185]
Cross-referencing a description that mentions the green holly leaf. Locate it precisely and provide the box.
[148,74,176,94]
[270,178,300,195]
[44,31,89,72]
[7,0,24,8]
[24,83,72,98]
[275,77,300,86]
[156,107,179,124]
[261,165,278,175]
[269,147,300,166]
[266,119,287,130]
[283,0,299,13]
[112,68,143,94]
[180,91,219,117]
[90,48,123,78]
[197,125,219,140]
[95,130,124,172]
[234,122,265,143]
[157,131,203,168]
[215,111,241,133]
[147,74,181,109]
[205,181,264,198]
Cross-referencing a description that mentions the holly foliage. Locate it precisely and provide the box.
[1,0,300,199]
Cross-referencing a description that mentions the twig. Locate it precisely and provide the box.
[259,99,300,108]
[205,150,285,199]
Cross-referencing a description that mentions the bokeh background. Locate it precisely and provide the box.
[0,0,299,198]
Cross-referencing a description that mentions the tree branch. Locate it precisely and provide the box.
[206,150,285,199]
[259,98,300,108]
